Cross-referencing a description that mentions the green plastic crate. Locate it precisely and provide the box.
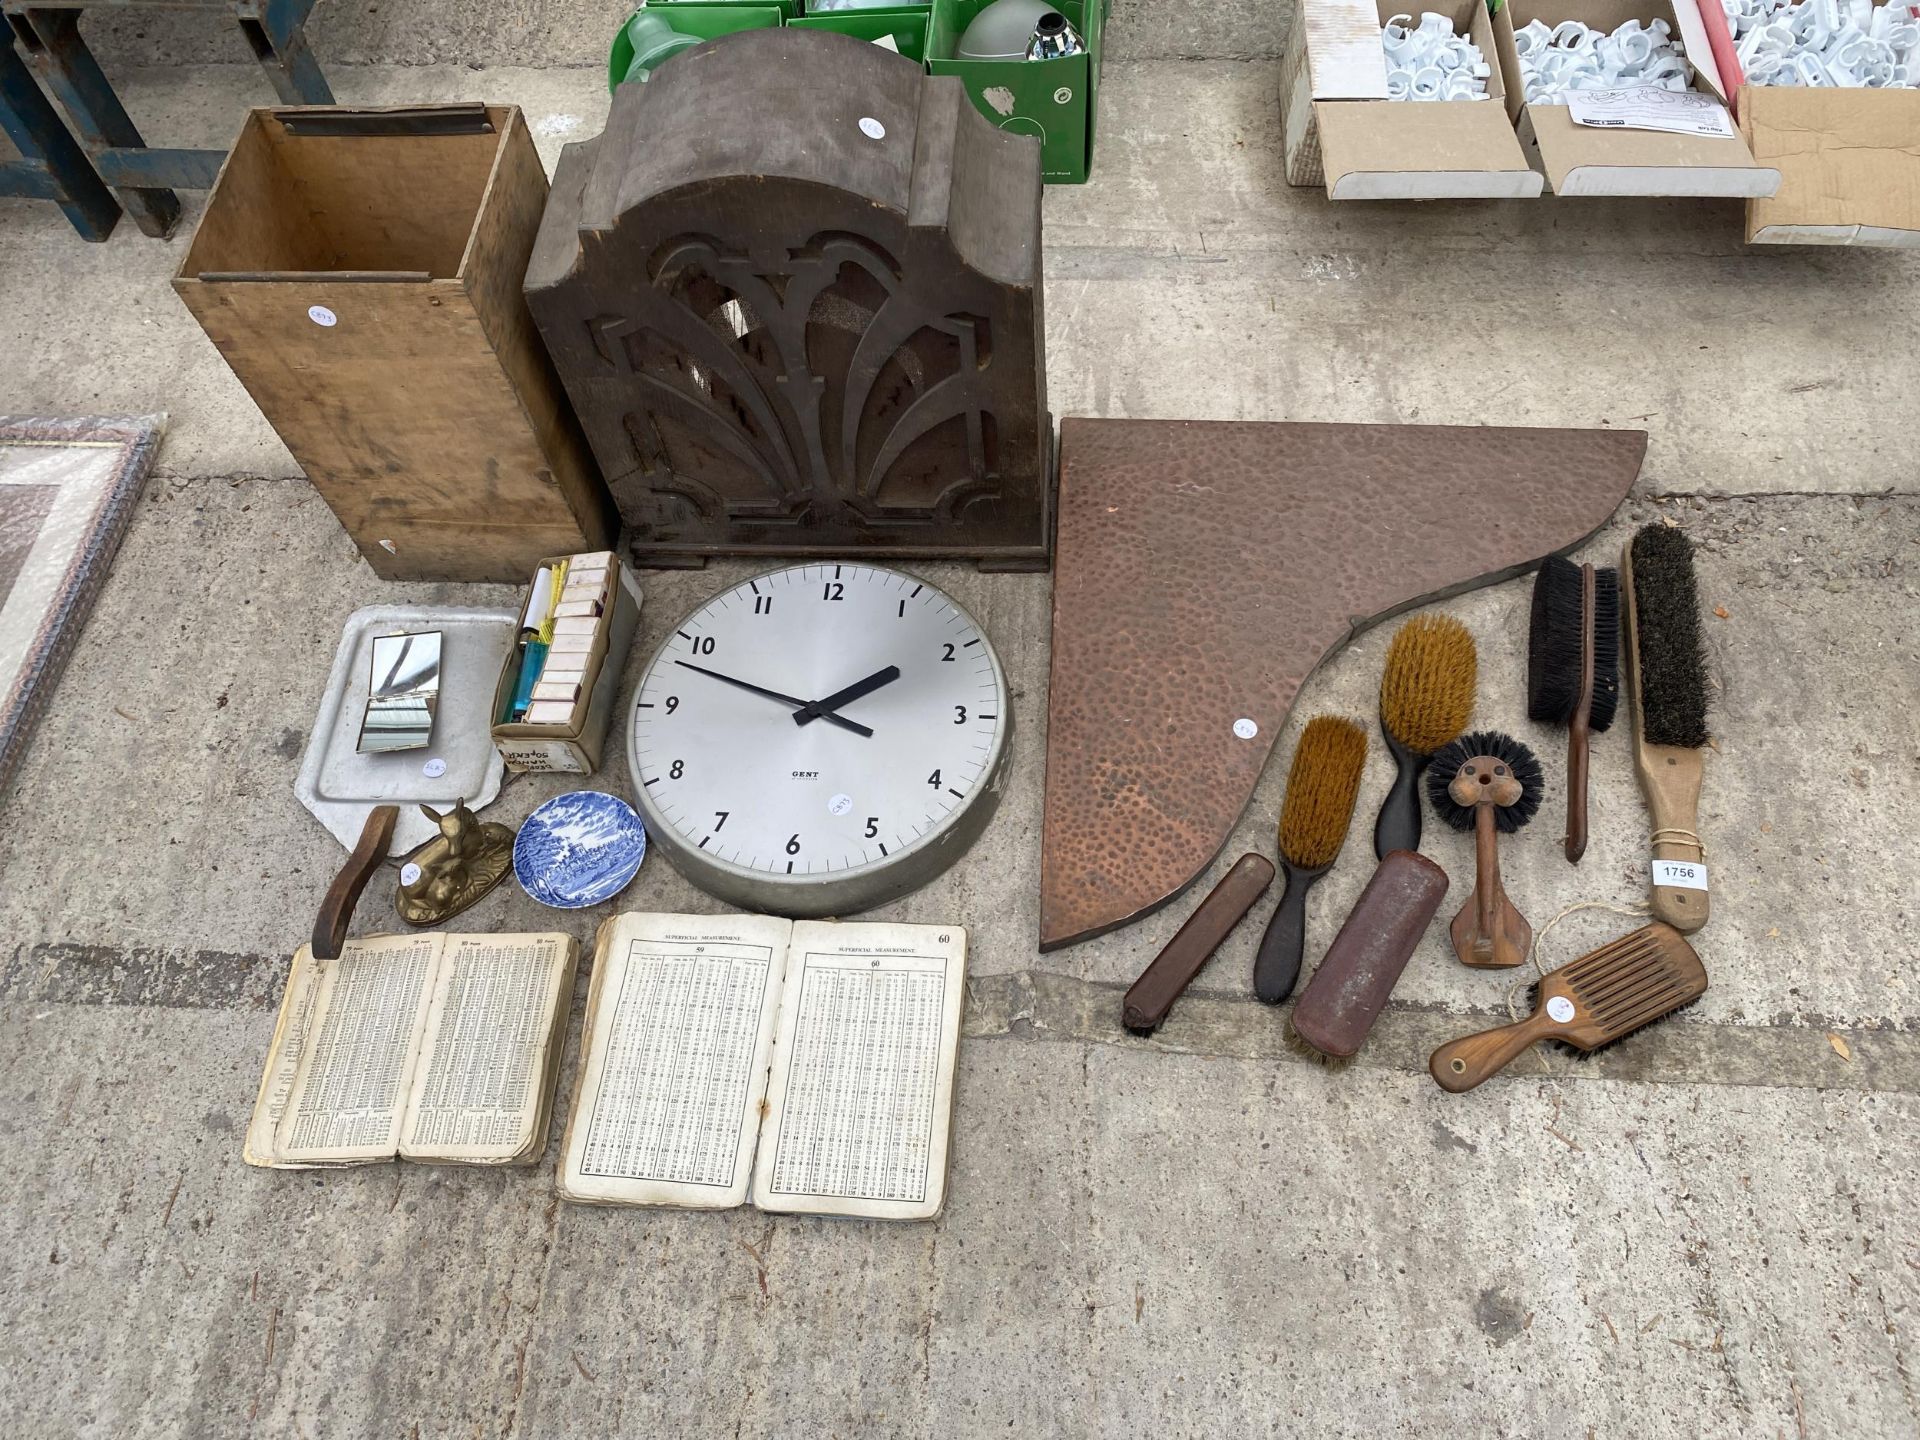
[788,9,931,62]
[926,0,1101,183]
[609,4,787,91]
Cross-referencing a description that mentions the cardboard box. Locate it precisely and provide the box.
[1281,0,1542,198]
[927,0,1103,184]
[1696,0,1920,246]
[1493,0,1779,196]
[491,556,644,775]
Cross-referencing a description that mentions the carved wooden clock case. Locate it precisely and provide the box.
[525,29,1052,570]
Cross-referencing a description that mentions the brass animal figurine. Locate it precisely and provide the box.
[396,800,515,926]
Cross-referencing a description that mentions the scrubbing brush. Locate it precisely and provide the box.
[1428,922,1706,1091]
[1253,715,1367,1005]
[1426,730,1543,969]
[1623,525,1713,933]
[1373,615,1478,860]
[1527,555,1620,864]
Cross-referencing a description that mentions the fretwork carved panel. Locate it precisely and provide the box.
[525,30,1051,569]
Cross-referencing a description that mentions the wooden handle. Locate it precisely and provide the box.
[1252,861,1319,1005]
[1429,1011,1556,1093]
[1567,720,1590,863]
[1474,803,1499,948]
[1372,732,1425,861]
[312,806,399,960]
[1566,563,1595,864]
[1449,803,1531,968]
[1122,854,1275,1034]
[1641,743,1708,933]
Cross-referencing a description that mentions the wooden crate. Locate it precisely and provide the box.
[174,104,613,581]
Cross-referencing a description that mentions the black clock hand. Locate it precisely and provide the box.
[794,665,902,727]
[673,660,874,738]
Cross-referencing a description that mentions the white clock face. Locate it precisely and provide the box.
[628,564,1010,915]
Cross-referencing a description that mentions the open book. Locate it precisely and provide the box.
[558,913,966,1221]
[246,932,579,1169]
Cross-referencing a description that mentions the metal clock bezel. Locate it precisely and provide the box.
[625,564,1013,917]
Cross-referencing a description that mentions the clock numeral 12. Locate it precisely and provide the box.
[822,582,844,601]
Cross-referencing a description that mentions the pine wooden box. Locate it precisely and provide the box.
[174,104,614,582]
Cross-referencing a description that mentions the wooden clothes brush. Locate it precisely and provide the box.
[1426,730,1543,969]
[1428,922,1707,1091]
[1527,556,1619,863]
[1252,716,1367,1004]
[1623,525,1713,933]
[1373,615,1477,860]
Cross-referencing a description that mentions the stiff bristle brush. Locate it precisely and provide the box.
[1253,715,1367,1005]
[1428,922,1707,1091]
[1527,555,1620,864]
[1373,615,1477,860]
[1623,525,1713,933]
[1426,730,1542,969]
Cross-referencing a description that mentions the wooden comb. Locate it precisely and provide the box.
[1428,923,1706,1092]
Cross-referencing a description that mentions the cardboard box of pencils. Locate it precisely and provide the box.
[490,552,644,775]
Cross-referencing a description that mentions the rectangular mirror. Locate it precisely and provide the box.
[358,630,443,754]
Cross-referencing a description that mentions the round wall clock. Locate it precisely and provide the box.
[627,563,1012,916]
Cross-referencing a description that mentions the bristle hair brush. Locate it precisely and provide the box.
[1253,716,1367,1005]
[1427,730,1542,969]
[1428,923,1706,1091]
[1373,615,1477,860]
[1528,556,1619,864]
[1623,525,1712,933]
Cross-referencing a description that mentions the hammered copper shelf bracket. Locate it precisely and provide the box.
[1038,417,1646,953]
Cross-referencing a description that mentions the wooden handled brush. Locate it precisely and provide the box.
[1623,526,1712,933]
[1253,715,1367,1005]
[1373,615,1477,860]
[1527,556,1620,864]
[1426,731,1542,969]
[1428,922,1707,1092]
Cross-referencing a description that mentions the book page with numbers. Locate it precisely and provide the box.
[753,922,966,1221]
[400,933,579,1164]
[244,945,327,1168]
[272,933,443,1165]
[557,912,793,1208]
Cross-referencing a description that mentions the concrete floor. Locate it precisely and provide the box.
[2,47,1918,1440]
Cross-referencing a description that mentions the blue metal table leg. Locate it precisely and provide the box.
[237,0,332,105]
[12,7,178,236]
[0,23,117,240]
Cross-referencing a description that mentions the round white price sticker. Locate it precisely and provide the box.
[308,304,337,328]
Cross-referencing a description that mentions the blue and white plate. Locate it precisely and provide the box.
[513,791,647,909]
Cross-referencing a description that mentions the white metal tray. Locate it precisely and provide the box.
[296,604,517,856]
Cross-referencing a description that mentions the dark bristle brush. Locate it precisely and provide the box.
[1426,730,1543,969]
[1373,615,1477,860]
[1527,555,1620,864]
[1253,715,1367,1005]
[1428,923,1707,1091]
[1623,524,1713,934]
